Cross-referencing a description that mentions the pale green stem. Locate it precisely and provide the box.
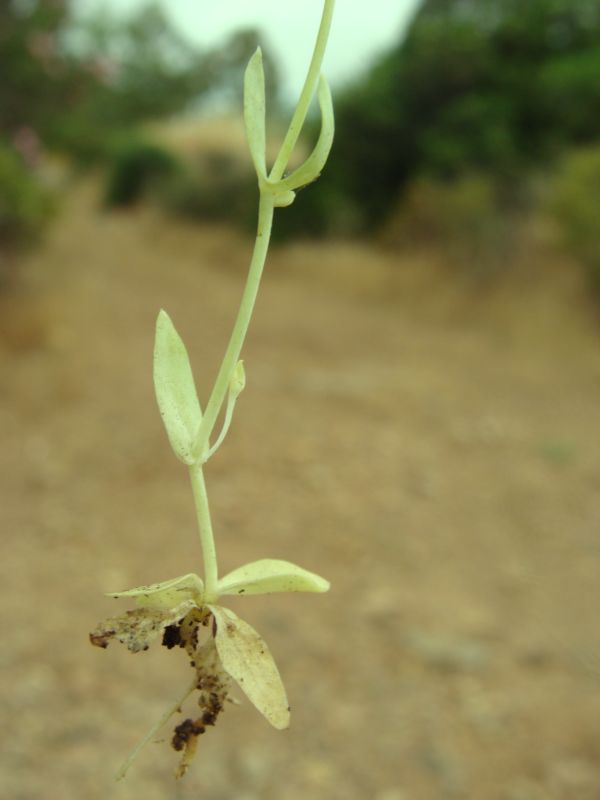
[188,0,334,602]
[189,463,218,599]
[196,194,275,455]
[116,677,197,781]
[269,0,335,183]
[196,0,334,452]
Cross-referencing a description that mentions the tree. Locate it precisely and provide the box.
[0,0,280,160]
[309,0,600,232]
[0,0,81,138]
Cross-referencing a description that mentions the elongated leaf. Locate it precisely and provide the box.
[244,48,267,179]
[209,605,290,730]
[218,558,330,596]
[275,76,334,192]
[154,310,202,465]
[107,572,204,609]
[203,360,246,461]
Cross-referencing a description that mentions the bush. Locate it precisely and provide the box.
[104,136,263,230]
[161,151,257,229]
[301,0,600,236]
[104,138,181,207]
[383,173,521,279]
[0,141,54,252]
[548,144,600,293]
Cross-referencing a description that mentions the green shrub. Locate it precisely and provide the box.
[104,138,181,207]
[161,151,257,229]
[384,172,520,279]
[0,141,54,251]
[549,144,600,293]
[302,0,600,236]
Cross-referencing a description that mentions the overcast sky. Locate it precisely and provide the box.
[76,1,421,98]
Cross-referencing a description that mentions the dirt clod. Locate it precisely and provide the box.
[172,718,205,752]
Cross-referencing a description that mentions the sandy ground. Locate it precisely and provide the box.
[1,184,600,800]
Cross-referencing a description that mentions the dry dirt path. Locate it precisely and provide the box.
[1,186,600,800]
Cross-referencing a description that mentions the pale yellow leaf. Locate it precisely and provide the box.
[209,605,290,730]
[218,559,330,597]
[107,573,204,609]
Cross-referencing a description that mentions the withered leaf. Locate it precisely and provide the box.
[90,599,197,653]
[209,605,290,730]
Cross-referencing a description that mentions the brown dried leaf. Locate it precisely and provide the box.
[90,599,197,653]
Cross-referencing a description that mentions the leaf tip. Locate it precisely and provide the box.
[246,46,263,73]
[156,307,170,327]
[273,706,291,730]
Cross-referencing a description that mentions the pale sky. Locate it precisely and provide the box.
[76,1,421,98]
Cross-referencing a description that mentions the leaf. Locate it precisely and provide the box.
[154,310,202,465]
[203,360,246,461]
[244,48,267,180]
[107,573,204,609]
[274,76,334,192]
[218,559,330,597]
[209,605,290,730]
[90,599,197,653]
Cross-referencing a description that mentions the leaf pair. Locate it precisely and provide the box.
[103,558,329,730]
[107,558,330,607]
[244,48,335,206]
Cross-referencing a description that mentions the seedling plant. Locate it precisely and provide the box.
[91,0,336,779]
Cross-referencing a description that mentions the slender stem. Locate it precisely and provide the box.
[116,677,197,781]
[195,194,275,455]
[269,0,335,182]
[194,0,334,457]
[189,463,218,599]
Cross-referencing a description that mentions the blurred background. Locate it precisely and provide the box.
[2,1,600,798]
